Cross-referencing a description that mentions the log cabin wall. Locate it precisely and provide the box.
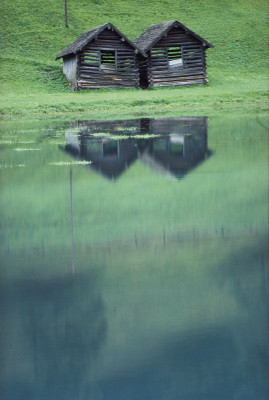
[62,55,77,90]
[148,27,207,87]
[76,29,139,89]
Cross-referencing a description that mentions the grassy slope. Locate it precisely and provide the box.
[0,0,268,118]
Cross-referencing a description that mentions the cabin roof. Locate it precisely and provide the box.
[134,20,213,52]
[56,23,146,60]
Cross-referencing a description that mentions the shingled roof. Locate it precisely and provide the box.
[134,20,213,52]
[56,23,146,60]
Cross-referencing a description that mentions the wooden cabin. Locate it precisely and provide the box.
[56,23,146,90]
[134,20,213,88]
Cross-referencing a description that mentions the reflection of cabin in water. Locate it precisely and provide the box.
[55,23,145,90]
[64,119,141,179]
[79,138,138,180]
[141,118,208,178]
[62,117,210,180]
[134,20,213,88]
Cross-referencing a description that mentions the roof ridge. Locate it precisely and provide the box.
[56,23,146,60]
[55,23,108,60]
[134,20,213,52]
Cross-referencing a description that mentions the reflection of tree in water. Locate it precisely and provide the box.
[2,270,106,400]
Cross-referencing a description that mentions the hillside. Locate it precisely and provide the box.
[0,0,268,118]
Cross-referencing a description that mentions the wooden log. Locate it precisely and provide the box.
[117,61,135,66]
[152,74,204,81]
[153,41,200,48]
[78,79,138,85]
[152,70,204,78]
[78,70,138,78]
[117,54,135,59]
[152,80,204,87]
[185,60,203,64]
[82,53,99,58]
[78,74,138,82]
[151,69,203,76]
[80,65,138,73]
[79,74,138,82]
[77,86,137,89]
[86,44,132,50]
[78,80,138,86]
[183,54,203,59]
[152,75,204,83]
[80,59,137,67]
[183,53,202,58]
[150,65,203,72]
[82,59,99,64]
[77,83,138,89]
[79,68,138,77]
[82,56,98,61]
[151,61,170,67]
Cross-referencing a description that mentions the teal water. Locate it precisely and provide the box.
[0,115,268,400]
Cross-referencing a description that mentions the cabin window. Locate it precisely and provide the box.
[86,142,101,155]
[167,47,183,69]
[153,140,167,152]
[82,50,99,65]
[103,140,118,156]
[118,57,134,70]
[170,136,184,156]
[170,142,183,156]
[100,50,117,71]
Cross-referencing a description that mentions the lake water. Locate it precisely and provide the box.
[0,115,268,400]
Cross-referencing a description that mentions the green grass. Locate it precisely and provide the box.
[0,0,268,118]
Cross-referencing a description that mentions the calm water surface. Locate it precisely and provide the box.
[0,115,268,400]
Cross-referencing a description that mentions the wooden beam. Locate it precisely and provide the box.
[65,0,68,28]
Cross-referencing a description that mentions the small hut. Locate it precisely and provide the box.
[56,23,146,90]
[134,20,213,88]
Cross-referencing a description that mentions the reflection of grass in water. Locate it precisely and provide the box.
[114,127,138,132]
[90,132,129,139]
[0,140,36,144]
[89,132,161,139]
[132,134,160,139]
[14,148,41,151]
[49,161,92,166]
[0,164,26,168]
[0,115,268,252]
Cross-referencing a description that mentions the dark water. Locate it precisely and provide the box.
[0,115,268,400]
